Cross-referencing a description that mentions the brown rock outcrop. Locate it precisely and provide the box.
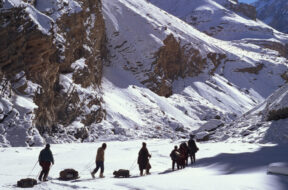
[235,63,264,74]
[144,34,221,97]
[226,2,257,20]
[261,42,288,58]
[0,0,107,136]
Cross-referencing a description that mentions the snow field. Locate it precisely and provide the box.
[0,140,288,190]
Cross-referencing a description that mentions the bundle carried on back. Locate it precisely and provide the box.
[59,169,79,181]
[17,178,37,188]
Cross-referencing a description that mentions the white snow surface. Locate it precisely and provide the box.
[0,140,288,190]
[148,0,288,42]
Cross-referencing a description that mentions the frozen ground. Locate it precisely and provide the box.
[0,139,287,190]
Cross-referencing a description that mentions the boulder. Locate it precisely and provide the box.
[195,131,210,141]
[267,163,288,176]
[202,119,223,132]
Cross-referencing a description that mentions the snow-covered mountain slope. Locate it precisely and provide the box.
[101,0,288,142]
[1,0,288,147]
[254,0,288,34]
[147,0,288,43]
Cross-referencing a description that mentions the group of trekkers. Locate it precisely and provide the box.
[37,135,198,181]
[170,134,199,170]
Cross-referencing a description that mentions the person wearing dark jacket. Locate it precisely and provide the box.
[137,142,151,176]
[38,144,54,181]
[91,143,107,178]
[188,134,199,164]
[178,142,189,168]
[170,146,180,171]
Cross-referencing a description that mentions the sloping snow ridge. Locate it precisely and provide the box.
[209,83,288,144]
[148,0,288,42]
[101,0,288,143]
[0,0,288,147]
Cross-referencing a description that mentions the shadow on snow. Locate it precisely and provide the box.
[196,145,288,189]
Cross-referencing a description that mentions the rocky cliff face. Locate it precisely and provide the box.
[0,0,107,146]
[226,2,257,20]
[144,34,225,97]
[254,0,288,34]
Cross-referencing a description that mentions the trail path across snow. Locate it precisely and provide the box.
[0,139,288,190]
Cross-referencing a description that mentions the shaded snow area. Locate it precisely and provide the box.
[0,140,288,190]
[253,0,288,34]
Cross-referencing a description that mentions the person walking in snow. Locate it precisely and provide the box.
[170,145,180,171]
[188,134,199,164]
[179,142,189,168]
[38,144,54,181]
[138,142,151,176]
[91,143,107,178]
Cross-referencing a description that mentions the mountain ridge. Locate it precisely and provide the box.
[0,0,288,147]
[254,0,288,34]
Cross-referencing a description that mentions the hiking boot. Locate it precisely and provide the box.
[99,173,105,178]
[146,170,151,175]
[42,176,48,182]
[91,172,95,179]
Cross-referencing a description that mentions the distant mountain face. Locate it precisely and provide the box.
[205,83,288,144]
[254,0,288,34]
[148,0,277,41]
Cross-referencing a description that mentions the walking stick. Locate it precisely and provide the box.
[27,160,39,178]
[129,158,137,171]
